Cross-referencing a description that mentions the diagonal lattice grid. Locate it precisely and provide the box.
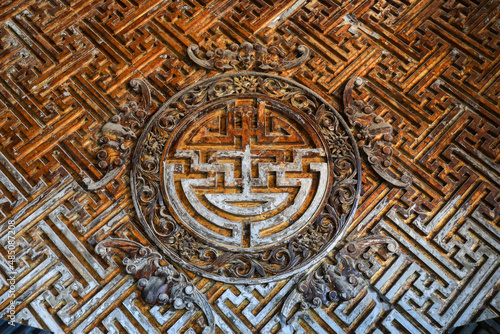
[0,0,499,333]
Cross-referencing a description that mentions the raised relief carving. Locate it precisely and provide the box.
[343,77,412,187]
[281,235,398,326]
[84,45,409,323]
[188,42,309,71]
[95,239,215,334]
[133,73,361,283]
[84,79,151,190]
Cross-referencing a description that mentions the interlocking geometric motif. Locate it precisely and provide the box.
[164,99,330,249]
[131,72,361,286]
[0,0,498,333]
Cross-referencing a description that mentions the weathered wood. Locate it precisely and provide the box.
[0,1,499,333]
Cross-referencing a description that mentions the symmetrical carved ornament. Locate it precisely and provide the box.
[132,72,361,284]
[187,42,309,71]
[87,43,410,333]
[96,239,215,333]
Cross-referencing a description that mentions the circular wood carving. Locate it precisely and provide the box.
[132,72,362,283]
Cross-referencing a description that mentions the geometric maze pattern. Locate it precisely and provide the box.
[0,0,499,333]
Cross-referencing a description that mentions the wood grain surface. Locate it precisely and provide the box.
[0,0,499,333]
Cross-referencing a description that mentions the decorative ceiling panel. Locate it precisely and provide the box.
[0,0,499,333]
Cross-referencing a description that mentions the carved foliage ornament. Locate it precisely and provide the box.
[343,77,412,187]
[96,239,215,333]
[187,42,309,71]
[88,43,410,332]
[84,79,151,191]
[133,72,362,283]
[282,236,397,311]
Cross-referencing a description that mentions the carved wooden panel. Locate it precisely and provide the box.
[0,0,499,333]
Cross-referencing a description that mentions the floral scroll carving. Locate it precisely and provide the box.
[83,45,410,327]
[95,239,215,334]
[343,77,412,188]
[83,79,151,191]
[281,235,398,327]
[187,42,309,71]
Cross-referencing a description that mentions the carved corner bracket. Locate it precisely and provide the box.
[187,42,309,71]
[83,79,151,191]
[95,238,215,334]
[343,77,412,188]
[281,235,398,327]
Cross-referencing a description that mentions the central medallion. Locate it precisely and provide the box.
[162,98,332,250]
[132,72,361,283]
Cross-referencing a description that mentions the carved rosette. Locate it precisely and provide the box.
[132,72,362,284]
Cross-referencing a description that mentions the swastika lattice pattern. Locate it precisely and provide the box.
[0,0,499,333]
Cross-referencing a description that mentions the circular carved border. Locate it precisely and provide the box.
[131,72,362,284]
[161,96,334,252]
